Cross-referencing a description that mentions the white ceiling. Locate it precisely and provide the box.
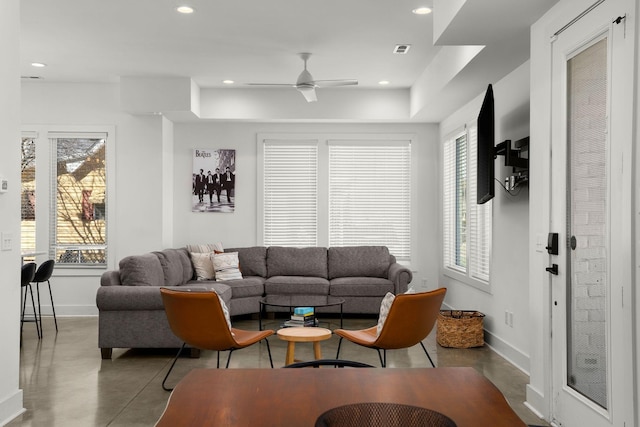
[20,0,558,121]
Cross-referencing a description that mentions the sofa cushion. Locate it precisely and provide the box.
[217,276,265,299]
[328,246,390,279]
[186,242,224,253]
[191,252,216,281]
[119,253,164,287]
[176,248,194,282]
[213,252,243,281]
[329,277,394,297]
[225,246,268,277]
[154,249,189,287]
[376,292,396,337]
[267,247,328,278]
[265,276,330,295]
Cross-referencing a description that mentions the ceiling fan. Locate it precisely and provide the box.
[246,53,358,102]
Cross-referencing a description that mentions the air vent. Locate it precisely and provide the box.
[21,76,43,80]
[393,44,411,54]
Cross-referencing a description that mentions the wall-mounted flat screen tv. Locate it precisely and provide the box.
[477,84,494,204]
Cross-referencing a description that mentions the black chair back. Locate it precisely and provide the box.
[21,263,37,287]
[284,359,374,369]
[33,259,55,282]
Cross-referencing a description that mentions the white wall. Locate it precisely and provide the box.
[0,0,24,423]
[21,82,169,315]
[439,61,531,372]
[20,81,442,313]
[172,122,441,291]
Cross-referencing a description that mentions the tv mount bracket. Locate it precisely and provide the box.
[494,136,529,171]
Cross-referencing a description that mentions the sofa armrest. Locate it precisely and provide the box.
[100,270,122,287]
[96,285,208,311]
[388,263,413,294]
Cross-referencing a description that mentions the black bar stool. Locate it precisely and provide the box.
[21,262,40,340]
[32,259,57,334]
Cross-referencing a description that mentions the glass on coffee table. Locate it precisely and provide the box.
[258,295,345,331]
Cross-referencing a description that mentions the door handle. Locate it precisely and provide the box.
[546,264,558,275]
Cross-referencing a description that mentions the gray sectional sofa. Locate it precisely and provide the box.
[96,245,412,359]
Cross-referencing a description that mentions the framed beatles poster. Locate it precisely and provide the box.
[192,149,236,213]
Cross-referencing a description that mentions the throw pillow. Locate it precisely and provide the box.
[186,242,224,254]
[213,252,243,281]
[216,292,232,330]
[190,252,216,281]
[376,292,396,338]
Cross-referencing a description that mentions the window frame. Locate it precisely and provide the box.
[21,125,116,272]
[257,133,414,262]
[442,124,492,292]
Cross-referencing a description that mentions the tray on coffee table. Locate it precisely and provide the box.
[258,295,345,330]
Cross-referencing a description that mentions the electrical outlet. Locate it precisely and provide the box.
[1,232,13,251]
[505,310,514,327]
[422,278,427,288]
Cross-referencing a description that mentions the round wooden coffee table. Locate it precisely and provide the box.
[277,327,332,366]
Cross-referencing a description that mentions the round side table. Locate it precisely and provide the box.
[277,327,332,366]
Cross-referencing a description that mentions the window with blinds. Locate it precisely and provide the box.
[260,135,412,260]
[21,136,37,253]
[328,142,411,259]
[443,124,491,283]
[50,133,108,265]
[263,141,318,247]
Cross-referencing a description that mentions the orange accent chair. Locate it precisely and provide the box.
[160,288,274,391]
[334,288,447,367]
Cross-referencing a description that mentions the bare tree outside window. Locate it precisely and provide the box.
[53,137,107,265]
[21,138,36,252]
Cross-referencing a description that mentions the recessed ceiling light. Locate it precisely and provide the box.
[222,80,235,85]
[412,7,432,15]
[31,62,46,68]
[378,80,390,85]
[176,6,194,14]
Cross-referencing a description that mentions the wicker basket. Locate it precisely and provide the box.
[436,310,485,348]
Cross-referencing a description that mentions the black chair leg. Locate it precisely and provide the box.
[47,280,58,332]
[335,337,343,359]
[20,286,27,341]
[162,343,186,391]
[420,341,436,367]
[225,350,234,368]
[35,283,43,338]
[216,351,220,368]
[376,349,385,367]
[264,338,273,368]
[28,284,41,339]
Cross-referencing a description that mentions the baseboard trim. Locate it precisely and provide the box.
[525,384,548,421]
[440,302,530,375]
[0,389,24,427]
[484,330,529,375]
[22,305,98,317]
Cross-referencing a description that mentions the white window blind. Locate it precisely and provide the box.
[328,141,411,259]
[263,141,318,247]
[467,125,492,281]
[443,125,491,283]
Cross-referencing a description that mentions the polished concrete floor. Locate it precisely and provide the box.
[10,316,549,426]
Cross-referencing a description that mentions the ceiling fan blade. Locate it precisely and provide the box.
[312,79,358,88]
[297,86,317,102]
[245,83,295,87]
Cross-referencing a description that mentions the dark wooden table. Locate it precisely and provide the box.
[156,367,526,426]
